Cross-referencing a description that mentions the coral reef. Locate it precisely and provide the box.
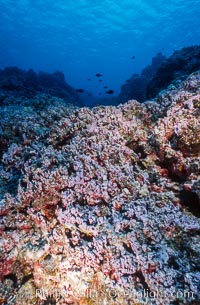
[0,71,200,305]
[147,45,200,99]
[0,67,82,106]
[119,46,200,104]
[119,52,166,103]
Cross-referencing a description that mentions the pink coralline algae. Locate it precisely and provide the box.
[0,72,200,305]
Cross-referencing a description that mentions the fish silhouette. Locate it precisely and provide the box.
[76,88,84,93]
[106,89,114,94]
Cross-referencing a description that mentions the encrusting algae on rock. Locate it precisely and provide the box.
[0,72,200,304]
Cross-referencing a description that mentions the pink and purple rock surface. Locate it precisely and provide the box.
[0,71,199,305]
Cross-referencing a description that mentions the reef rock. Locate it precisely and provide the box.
[119,46,200,104]
[147,45,200,99]
[0,66,82,106]
[0,71,200,305]
[119,52,166,103]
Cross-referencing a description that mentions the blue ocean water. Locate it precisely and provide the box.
[0,0,199,97]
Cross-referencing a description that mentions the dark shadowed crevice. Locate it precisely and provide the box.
[133,270,150,291]
[123,242,135,254]
[42,298,56,305]
[3,274,18,287]
[170,301,180,305]
[168,256,180,270]
[158,159,189,182]
[179,190,200,218]
[21,274,33,285]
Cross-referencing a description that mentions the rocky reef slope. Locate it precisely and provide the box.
[119,45,200,104]
[0,66,81,106]
[147,45,200,99]
[119,52,166,103]
[0,71,199,305]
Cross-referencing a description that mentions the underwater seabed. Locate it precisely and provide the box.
[0,67,200,304]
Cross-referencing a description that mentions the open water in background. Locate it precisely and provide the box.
[0,0,200,97]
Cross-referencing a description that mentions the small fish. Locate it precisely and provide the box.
[96,73,103,77]
[104,86,108,89]
[99,92,102,95]
[99,79,102,82]
[76,88,84,93]
[87,78,91,81]
[106,89,114,94]
[132,55,136,59]
[126,79,130,83]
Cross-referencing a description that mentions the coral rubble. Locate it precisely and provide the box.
[0,71,200,305]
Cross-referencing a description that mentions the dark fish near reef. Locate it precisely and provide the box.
[96,73,103,77]
[132,55,136,59]
[106,89,114,94]
[99,92,102,95]
[104,86,108,89]
[76,88,84,93]
[87,78,91,81]
[126,79,130,83]
[99,79,102,82]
